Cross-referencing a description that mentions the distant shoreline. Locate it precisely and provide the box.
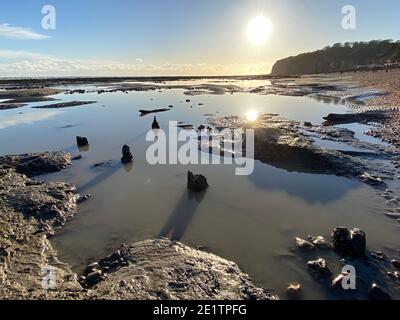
[0,74,288,88]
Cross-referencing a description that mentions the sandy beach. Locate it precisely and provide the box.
[340,69,400,146]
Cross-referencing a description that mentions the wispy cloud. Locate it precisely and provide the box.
[0,23,49,40]
[0,50,272,76]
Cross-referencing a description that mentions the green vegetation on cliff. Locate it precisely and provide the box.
[272,40,400,75]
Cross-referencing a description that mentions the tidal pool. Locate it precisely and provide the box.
[0,80,399,299]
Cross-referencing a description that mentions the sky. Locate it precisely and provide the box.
[0,0,399,77]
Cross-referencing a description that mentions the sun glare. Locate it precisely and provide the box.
[247,15,272,47]
[246,110,258,122]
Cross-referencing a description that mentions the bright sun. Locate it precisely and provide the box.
[247,15,272,47]
[246,110,258,122]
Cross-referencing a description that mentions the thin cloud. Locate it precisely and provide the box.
[0,23,49,40]
[0,50,272,76]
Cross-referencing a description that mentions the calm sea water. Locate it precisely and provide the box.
[0,80,399,299]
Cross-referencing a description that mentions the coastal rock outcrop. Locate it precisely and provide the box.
[0,151,71,177]
[0,152,82,299]
[81,238,279,300]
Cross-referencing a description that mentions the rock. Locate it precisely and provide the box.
[307,258,332,277]
[85,270,103,286]
[286,283,302,298]
[77,194,91,204]
[295,237,315,251]
[198,125,206,131]
[0,151,84,299]
[371,251,386,260]
[385,212,400,219]
[0,152,72,178]
[152,116,160,129]
[387,271,400,280]
[84,262,99,274]
[33,101,96,109]
[332,227,366,258]
[76,136,89,147]
[187,171,209,192]
[121,145,133,164]
[139,108,170,116]
[93,160,113,168]
[331,273,346,290]
[323,111,388,125]
[368,283,391,300]
[186,99,191,102]
[360,172,384,186]
[391,259,400,269]
[303,121,312,127]
[71,155,82,161]
[84,239,278,300]
[308,235,329,248]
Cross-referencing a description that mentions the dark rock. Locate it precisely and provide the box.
[323,111,388,125]
[139,108,170,116]
[307,258,332,277]
[71,155,82,161]
[303,121,313,127]
[85,270,102,286]
[33,101,96,109]
[93,160,113,168]
[368,283,391,300]
[76,136,89,147]
[121,145,133,164]
[84,262,99,274]
[152,116,160,129]
[77,194,91,204]
[391,259,400,269]
[332,227,366,258]
[198,125,206,131]
[187,171,209,192]
[177,124,194,130]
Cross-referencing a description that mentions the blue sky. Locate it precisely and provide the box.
[1,0,399,76]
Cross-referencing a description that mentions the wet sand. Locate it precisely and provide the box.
[339,70,400,147]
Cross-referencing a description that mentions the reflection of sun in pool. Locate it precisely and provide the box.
[247,15,272,47]
[246,110,258,122]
